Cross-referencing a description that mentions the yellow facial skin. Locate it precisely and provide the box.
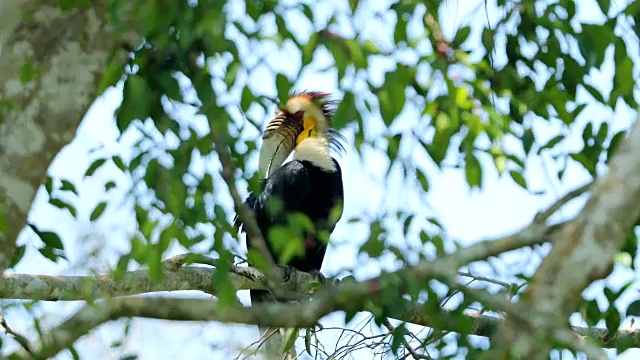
[296,116,317,145]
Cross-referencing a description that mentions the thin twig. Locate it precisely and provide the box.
[0,313,33,355]
[457,270,514,289]
[533,181,594,223]
[381,318,431,359]
[209,120,277,272]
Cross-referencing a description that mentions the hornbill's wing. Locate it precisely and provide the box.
[233,160,311,235]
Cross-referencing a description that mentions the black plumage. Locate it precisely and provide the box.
[237,158,344,304]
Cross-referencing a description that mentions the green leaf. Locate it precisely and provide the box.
[49,198,77,218]
[509,170,527,189]
[522,128,534,155]
[240,86,255,111]
[44,176,53,195]
[20,61,38,83]
[224,62,241,88]
[29,224,64,250]
[453,26,471,46]
[90,202,107,221]
[377,89,394,126]
[116,75,150,133]
[415,168,429,192]
[584,299,601,326]
[605,307,621,333]
[38,246,66,263]
[627,299,640,317]
[105,181,117,191]
[85,158,107,177]
[614,57,634,100]
[348,0,358,13]
[464,153,482,188]
[156,72,183,101]
[112,155,127,171]
[305,328,313,355]
[276,74,291,105]
[97,57,125,94]
[538,135,564,153]
[582,83,605,103]
[596,0,611,15]
[607,130,626,163]
[9,244,26,268]
[332,91,356,129]
[394,15,407,45]
[281,328,299,353]
[60,180,78,195]
[387,134,402,160]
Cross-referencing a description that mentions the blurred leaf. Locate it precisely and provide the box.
[49,198,77,218]
[522,128,534,155]
[276,74,291,105]
[60,180,78,195]
[584,299,601,326]
[333,91,357,129]
[627,299,640,317]
[112,156,127,172]
[116,75,150,133]
[348,0,358,13]
[464,153,482,188]
[416,168,429,192]
[85,158,107,177]
[607,130,626,163]
[281,328,299,353]
[105,181,117,192]
[90,202,108,221]
[44,176,53,195]
[509,170,527,189]
[596,0,610,14]
[8,244,26,268]
[453,26,471,46]
[97,57,125,94]
[305,328,313,355]
[29,219,65,252]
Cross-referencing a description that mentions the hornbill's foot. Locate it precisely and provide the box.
[278,264,295,282]
[308,270,326,284]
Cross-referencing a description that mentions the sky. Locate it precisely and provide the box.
[2,0,640,359]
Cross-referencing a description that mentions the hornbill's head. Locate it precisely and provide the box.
[258,91,345,178]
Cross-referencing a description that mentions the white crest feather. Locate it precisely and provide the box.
[293,137,336,172]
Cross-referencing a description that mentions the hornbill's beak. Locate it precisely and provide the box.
[258,111,303,179]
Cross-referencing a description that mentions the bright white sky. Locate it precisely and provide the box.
[3,0,640,359]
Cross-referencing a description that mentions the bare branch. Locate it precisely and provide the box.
[0,313,33,355]
[381,318,431,359]
[533,181,594,223]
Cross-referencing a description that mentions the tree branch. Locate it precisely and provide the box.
[9,294,640,359]
[491,119,640,358]
[0,254,327,301]
[0,1,124,273]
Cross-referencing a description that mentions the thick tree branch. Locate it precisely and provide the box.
[0,1,128,273]
[9,295,640,359]
[491,120,640,358]
[0,254,325,301]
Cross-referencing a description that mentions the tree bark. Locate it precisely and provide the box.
[0,1,119,272]
[490,119,640,358]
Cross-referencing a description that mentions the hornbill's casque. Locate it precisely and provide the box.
[235,90,345,308]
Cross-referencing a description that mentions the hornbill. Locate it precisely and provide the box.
[235,90,345,306]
